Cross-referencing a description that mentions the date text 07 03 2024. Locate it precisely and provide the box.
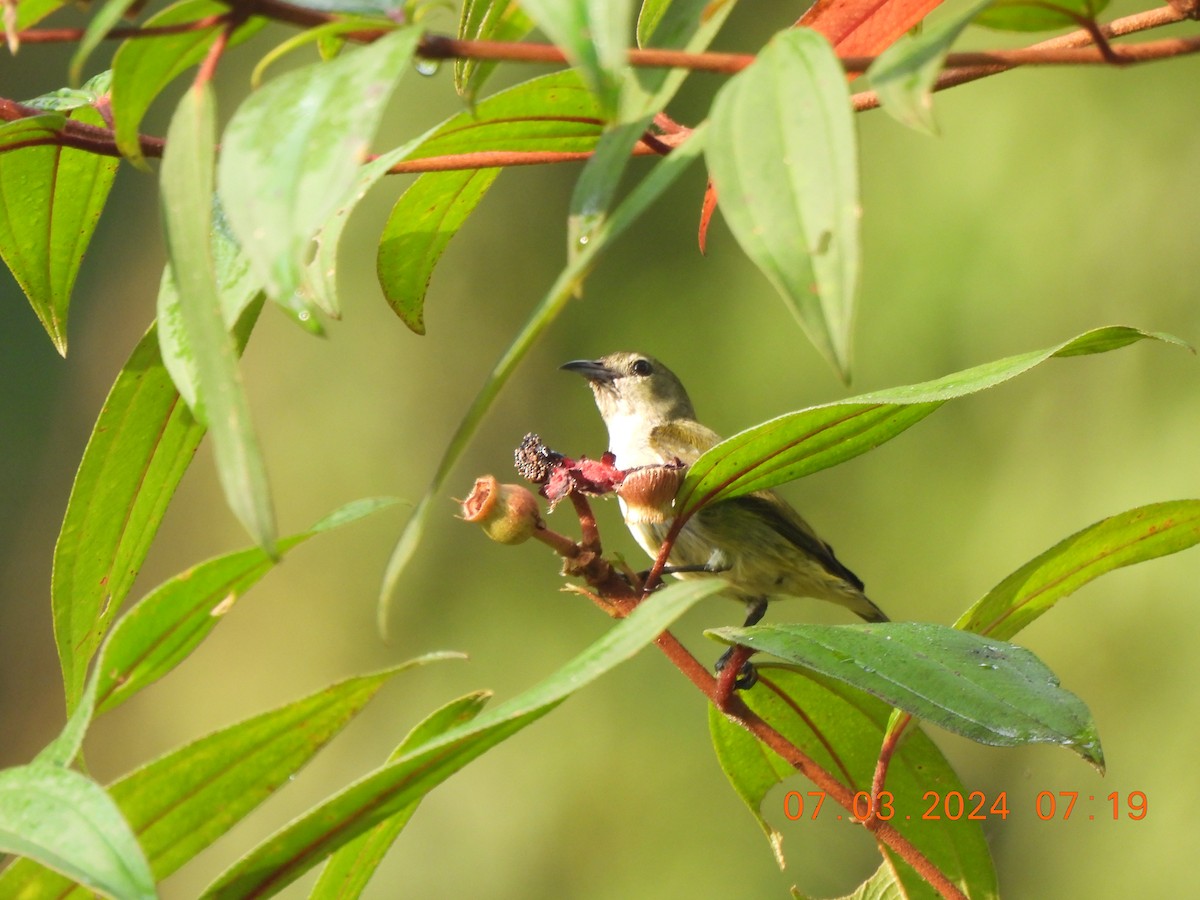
[782,790,1148,823]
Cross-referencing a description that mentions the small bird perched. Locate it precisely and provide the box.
[562,352,887,667]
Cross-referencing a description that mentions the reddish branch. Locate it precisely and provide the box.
[3,5,1194,164]
[514,473,966,899]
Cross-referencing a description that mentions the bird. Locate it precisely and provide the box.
[562,352,887,683]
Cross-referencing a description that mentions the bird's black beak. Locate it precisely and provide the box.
[560,358,617,384]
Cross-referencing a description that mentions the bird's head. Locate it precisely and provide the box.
[560,352,696,428]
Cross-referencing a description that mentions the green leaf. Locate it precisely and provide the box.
[0,105,119,355]
[518,0,631,118]
[111,0,266,167]
[710,623,1105,769]
[378,124,708,630]
[250,17,399,90]
[455,0,534,103]
[156,201,265,412]
[22,71,111,111]
[711,667,998,897]
[0,764,154,900]
[218,27,420,305]
[0,113,67,149]
[707,28,859,380]
[975,0,1110,32]
[958,501,1200,641]
[211,579,723,896]
[676,326,1187,518]
[92,498,398,716]
[51,325,203,716]
[69,0,141,85]
[162,85,277,555]
[310,691,492,899]
[569,0,735,256]
[377,169,500,334]
[0,661,454,897]
[12,0,71,29]
[868,0,992,135]
[374,68,610,330]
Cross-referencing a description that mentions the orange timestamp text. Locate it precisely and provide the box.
[782,790,1148,822]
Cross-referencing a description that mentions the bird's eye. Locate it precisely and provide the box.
[631,358,653,376]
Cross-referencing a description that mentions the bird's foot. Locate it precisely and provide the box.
[714,647,758,691]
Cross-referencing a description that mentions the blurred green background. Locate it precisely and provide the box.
[2,2,1198,897]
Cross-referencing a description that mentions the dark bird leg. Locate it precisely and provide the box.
[715,597,768,690]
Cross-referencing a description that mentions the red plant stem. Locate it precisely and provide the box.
[13,14,229,43]
[852,4,1187,111]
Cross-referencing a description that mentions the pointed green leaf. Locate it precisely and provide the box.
[12,0,71,29]
[0,105,118,355]
[378,124,708,630]
[975,0,1110,32]
[69,0,141,85]
[959,500,1200,641]
[162,85,276,554]
[677,327,1187,517]
[375,68,610,331]
[21,71,111,111]
[53,303,262,716]
[0,660,455,897]
[868,0,992,135]
[112,0,267,167]
[707,28,859,379]
[218,27,420,305]
[92,497,398,716]
[211,579,722,896]
[0,764,154,900]
[710,622,1104,769]
[52,327,203,714]
[377,168,500,334]
[455,0,534,102]
[711,667,998,897]
[310,691,492,899]
[518,0,631,118]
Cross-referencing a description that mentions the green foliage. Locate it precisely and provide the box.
[708,29,860,380]
[1,1,1197,898]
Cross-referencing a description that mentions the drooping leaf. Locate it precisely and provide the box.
[518,0,632,118]
[310,691,492,899]
[676,327,1187,518]
[250,17,398,89]
[211,579,723,896]
[161,84,277,554]
[377,169,500,333]
[868,0,992,134]
[975,0,1110,32]
[710,622,1104,769]
[0,660,455,896]
[378,124,708,629]
[0,764,154,900]
[0,105,118,355]
[156,200,264,412]
[707,28,860,379]
[218,27,420,305]
[112,0,267,167]
[455,0,534,102]
[12,0,71,29]
[711,667,998,897]
[958,500,1200,641]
